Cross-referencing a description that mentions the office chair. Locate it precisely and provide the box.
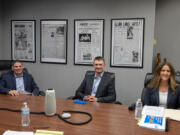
[0,60,45,96]
[0,60,12,77]
[141,73,154,105]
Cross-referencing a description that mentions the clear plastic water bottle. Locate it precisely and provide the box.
[21,102,30,126]
[135,98,142,120]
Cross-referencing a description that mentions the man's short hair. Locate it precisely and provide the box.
[12,60,23,66]
[94,56,105,64]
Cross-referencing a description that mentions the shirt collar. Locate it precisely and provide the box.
[14,72,23,78]
[94,72,104,78]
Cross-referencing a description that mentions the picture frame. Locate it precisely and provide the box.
[40,19,68,64]
[74,19,104,65]
[111,18,145,68]
[11,20,36,62]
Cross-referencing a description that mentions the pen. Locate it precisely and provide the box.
[33,126,50,129]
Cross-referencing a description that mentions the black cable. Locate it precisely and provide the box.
[0,108,21,112]
[0,108,45,114]
[30,111,45,114]
[57,110,93,125]
[0,108,92,125]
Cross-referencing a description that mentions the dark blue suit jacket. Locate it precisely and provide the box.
[144,86,180,109]
[75,71,116,103]
[0,71,39,96]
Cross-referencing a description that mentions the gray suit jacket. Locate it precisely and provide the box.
[75,71,116,103]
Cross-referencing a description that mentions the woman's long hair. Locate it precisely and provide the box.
[148,62,179,92]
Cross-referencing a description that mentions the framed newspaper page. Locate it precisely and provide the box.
[40,19,68,64]
[74,19,104,65]
[111,18,145,68]
[11,20,36,62]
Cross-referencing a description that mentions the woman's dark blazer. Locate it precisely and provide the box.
[144,86,180,109]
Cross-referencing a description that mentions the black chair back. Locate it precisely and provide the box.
[175,75,180,84]
[0,60,12,70]
[0,60,12,77]
[144,73,153,87]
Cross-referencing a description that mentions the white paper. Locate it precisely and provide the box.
[142,105,165,117]
[3,130,33,135]
[164,109,180,121]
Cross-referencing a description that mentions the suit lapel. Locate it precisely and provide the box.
[95,72,106,96]
[23,73,27,90]
[11,74,16,89]
[88,72,95,94]
[166,88,171,107]
[155,88,159,105]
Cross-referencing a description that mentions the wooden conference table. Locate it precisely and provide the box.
[0,94,179,135]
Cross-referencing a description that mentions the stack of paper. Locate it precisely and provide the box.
[164,109,180,121]
[35,130,64,135]
[3,130,64,135]
[138,115,166,131]
[138,106,166,131]
[141,105,165,117]
[141,105,180,121]
[3,130,33,135]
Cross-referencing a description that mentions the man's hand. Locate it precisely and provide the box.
[89,96,98,102]
[84,95,98,102]
[83,95,90,101]
[8,90,19,96]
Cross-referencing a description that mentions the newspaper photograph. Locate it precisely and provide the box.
[11,20,35,62]
[111,18,144,68]
[41,20,67,63]
[75,19,104,65]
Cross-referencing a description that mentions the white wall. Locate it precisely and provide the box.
[155,0,180,70]
[1,0,156,105]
